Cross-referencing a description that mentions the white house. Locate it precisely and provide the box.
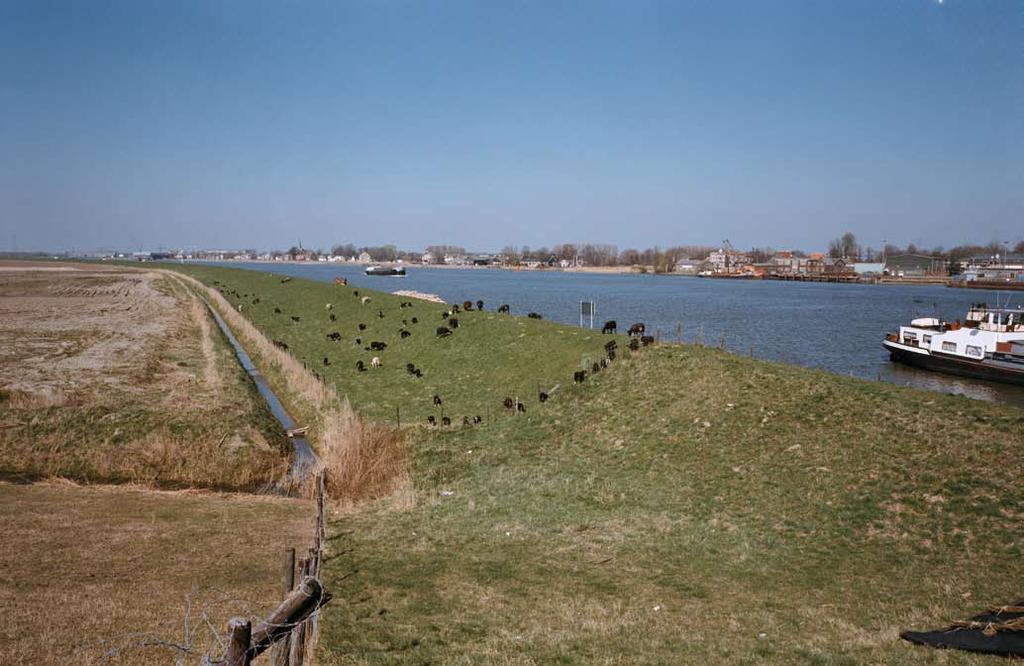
[357,251,372,263]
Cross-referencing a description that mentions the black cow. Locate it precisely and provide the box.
[527,312,542,319]
[433,394,443,406]
[273,340,289,351]
[592,362,600,373]
[573,370,587,383]
[378,310,385,319]
[539,391,549,403]
[369,341,387,351]
[473,415,482,423]
[355,360,366,372]
[326,332,341,341]
[641,335,655,347]
[607,349,616,361]
[451,304,460,313]
[436,326,452,337]
[323,357,330,366]
[628,322,646,337]
[441,416,451,427]
[604,340,618,353]
[400,329,411,339]
[628,338,640,351]
[329,313,336,321]
[516,401,526,414]
[503,397,514,409]
[498,304,510,314]
[274,307,282,314]
[357,323,366,330]
[476,300,484,311]
[601,320,617,334]
[406,362,416,373]
[448,317,459,329]
[414,368,422,377]
[355,338,361,345]
[411,317,418,324]
[427,415,436,426]
[290,316,301,322]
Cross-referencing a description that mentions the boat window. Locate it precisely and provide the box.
[904,331,917,339]
[942,341,957,353]
[966,345,983,358]
[922,334,931,344]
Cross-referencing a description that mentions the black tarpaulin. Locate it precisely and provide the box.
[901,599,1024,658]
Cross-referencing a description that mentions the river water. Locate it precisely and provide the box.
[203,262,1024,409]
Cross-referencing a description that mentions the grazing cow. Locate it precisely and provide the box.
[355,360,366,372]
[400,302,411,309]
[274,307,282,314]
[476,300,484,311]
[427,415,436,426]
[290,315,300,322]
[252,298,260,305]
[273,340,289,351]
[502,397,514,409]
[451,304,460,313]
[329,313,336,321]
[628,338,640,351]
[436,326,452,337]
[369,341,387,351]
[357,323,366,330]
[327,332,341,341]
[371,356,381,368]
[448,317,459,329]
[516,401,526,414]
[378,310,385,319]
[601,320,617,334]
[573,370,587,383]
[592,362,600,373]
[527,312,542,319]
[433,394,443,406]
[462,300,473,311]
[472,415,481,424]
[539,391,549,403]
[628,322,646,337]
[641,335,655,347]
[355,338,361,345]
[361,296,372,305]
[323,357,330,366]
[353,290,359,296]
[326,303,333,311]
[600,359,608,369]
[498,304,510,314]
[442,416,451,427]
[411,317,418,324]
[414,368,422,377]
[607,349,616,361]
[604,340,618,352]
[400,329,411,339]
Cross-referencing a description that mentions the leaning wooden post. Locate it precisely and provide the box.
[226,617,252,666]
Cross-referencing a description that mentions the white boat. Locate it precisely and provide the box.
[882,303,1024,385]
[365,265,406,276]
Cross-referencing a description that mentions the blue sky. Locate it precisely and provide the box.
[1,0,1021,253]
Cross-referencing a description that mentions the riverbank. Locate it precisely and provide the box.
[162,265,1022,664]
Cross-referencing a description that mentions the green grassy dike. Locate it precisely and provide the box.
[168,265,1022,665]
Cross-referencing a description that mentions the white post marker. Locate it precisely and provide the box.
[580,300,595,329]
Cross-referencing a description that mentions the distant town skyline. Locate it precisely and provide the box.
[2,1,1022,253]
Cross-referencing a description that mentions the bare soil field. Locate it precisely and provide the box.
[0,264,289,489]
[0,480,312,664]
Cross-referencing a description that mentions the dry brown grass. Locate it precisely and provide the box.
[0,480,313,665]
[0,267,289,490]
[314,400,409,505]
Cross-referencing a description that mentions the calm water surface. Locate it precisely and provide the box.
[205,262,1024,408]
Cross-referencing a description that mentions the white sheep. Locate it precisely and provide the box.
[361,296,372,305]
[326,303,333,310]
[370,356,381,368]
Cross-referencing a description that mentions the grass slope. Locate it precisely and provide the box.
[170,264,617,424]
[318,346,1023,664]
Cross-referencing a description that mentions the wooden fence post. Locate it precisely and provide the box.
[226,617,252,666]
[273,548,296,666]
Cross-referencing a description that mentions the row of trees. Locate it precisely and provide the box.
[826,232,1024,263]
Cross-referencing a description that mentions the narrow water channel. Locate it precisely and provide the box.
[204,300,319,486]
